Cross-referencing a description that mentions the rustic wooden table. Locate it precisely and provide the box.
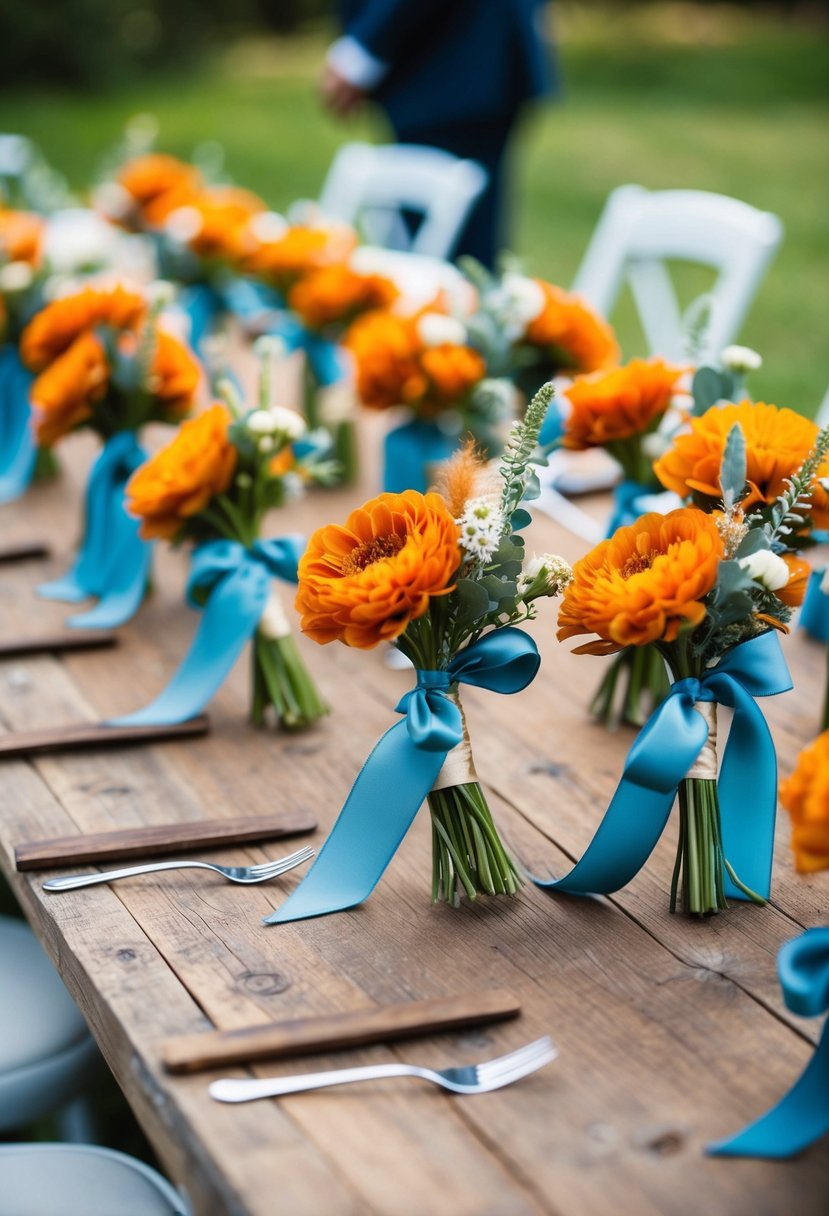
[0,420,827,1216]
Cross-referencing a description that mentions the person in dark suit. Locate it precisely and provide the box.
[321,0,556,267]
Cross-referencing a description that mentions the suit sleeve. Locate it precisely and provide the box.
[346,0,463,68]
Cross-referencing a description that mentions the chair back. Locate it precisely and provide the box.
[572,184,783,363]
[318,142,488,260]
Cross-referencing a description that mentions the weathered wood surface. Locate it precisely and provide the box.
[0,421,827,1216]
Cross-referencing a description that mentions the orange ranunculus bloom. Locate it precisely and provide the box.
[563,357,687,450]
[173,186,267,262]
[145,329,201,417]
[21,286,146,371]
[296,490,460,648]
[117,154,204,226]
[125,404,237,541]
[557,508,723,654]
[524,281,620,375]
[31,332,110,447]
[780,732,829,873]
[777,554,812,608]
[243,223,358,290]
[654,401,821,514]
[288,264,397,331]
[344,311,426,410]
[0,209,44,266]
[421,344,486,404]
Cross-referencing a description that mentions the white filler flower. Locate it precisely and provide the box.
[246,407,306,441]
[457,497,504,563]
[417,312,468,348]
[738,548,789,591]
[721,345,763,373]
[518,553,574,597]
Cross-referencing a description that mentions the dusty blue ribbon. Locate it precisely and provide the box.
[265,627,540,925]
[708,927,829,1158]
[382,417,459,494]
[263,312,347,388]
[532,631,792,901]
[0,345,35,503]
[606,479,653,535]
[178,280,279,354]
[799,569,829,642]
[108,535,304,726]
[38,431,151,629]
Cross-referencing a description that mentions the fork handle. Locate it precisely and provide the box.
[43,860,214,891]
[210,1064,417,1103]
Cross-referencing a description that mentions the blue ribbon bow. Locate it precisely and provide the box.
[0,345,36,503]
[108,535,304,726]
[263,311,347,388]
[38,431,151,629]
[532,631,792,901]
[799,569,829,642]
[382,417,460,494]
[708,927,829,1158]
[264,627,540,925]
[605,479,654,535]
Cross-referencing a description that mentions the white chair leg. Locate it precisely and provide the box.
[56,1094,97,1144]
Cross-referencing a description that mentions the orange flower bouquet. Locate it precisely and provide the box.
[551,417,829,917]
[120,363,337,731]
[20,284,200,627]
[344,307,510,494]
[271,385,570,919]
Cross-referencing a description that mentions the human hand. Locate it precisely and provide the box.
[320,64,366,117]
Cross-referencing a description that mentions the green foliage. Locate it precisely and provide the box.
[719,423,747,509]
[692,366,737,415]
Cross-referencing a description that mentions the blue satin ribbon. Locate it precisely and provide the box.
[263,312,347,388]
[0,345,36,503]
[177,280,280,354]
[38,431,151,629]
[382,417,460,494]
[799,569,829,642]
[708,927,829,1158]
[538,399,564,448]
[605,480,654,536]
[532,631,792,901]
[264,627,541,925]
[108,535,304,726]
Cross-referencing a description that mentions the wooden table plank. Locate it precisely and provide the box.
[1,418,827,1215]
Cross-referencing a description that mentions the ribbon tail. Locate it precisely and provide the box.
[265,720,447,923]
[707,1020,829,1159]
[108,562,267,726]
[67,524,152,629]
[0,351,36,502]
[305,335,346,388]
[716,683,777,901]
[179,285,220,354]
[799,570,829,642]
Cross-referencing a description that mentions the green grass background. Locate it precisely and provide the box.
[2,3,827,407]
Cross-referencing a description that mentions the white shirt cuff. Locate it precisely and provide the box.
[327,37,388,91]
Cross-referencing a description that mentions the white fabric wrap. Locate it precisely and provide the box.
[430,691,479,792]
[258,588,292,641]
[686,701,718,780]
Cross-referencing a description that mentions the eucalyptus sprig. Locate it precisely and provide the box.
[498,380,554,526]
[756,423,829,545]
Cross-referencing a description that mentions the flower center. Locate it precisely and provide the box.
[622,548,660,579]
[342,532,405,574]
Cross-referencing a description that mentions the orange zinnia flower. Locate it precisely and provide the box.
[21,286,146,371]
[557,508,723,654]
[421,344,486,404]
[126,404,237,541]
[344,311,426,410]
[777,554,811,608]
[146,329,201,417]
[173,186,267,262]
[524,281,620,375]
[117,154,204,227]
[243,223,357,290]
[0,209,44,266]
[780,732,829,873]
[563,358,687,450]
[296,490,460,648]
[31,332,110,447]
[654,400,822,514]
[288,264,397,331]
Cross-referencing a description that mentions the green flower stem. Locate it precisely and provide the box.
[251,631,328,731]
[590,645,670,729]
[428,780,523,906]
[671,778,763,916]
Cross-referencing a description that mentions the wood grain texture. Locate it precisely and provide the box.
[0,629,117,660]
[0,416,826,1216]
[15,810,318,870]
[162,990,522,1073]
[0,714,209,758]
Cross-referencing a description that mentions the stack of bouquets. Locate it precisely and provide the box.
[0,207,50,499]
[265,384,570,924]
[549,410,829,918]
[20,283,201,627]
[120,371,337,730]
[343,305,514,494]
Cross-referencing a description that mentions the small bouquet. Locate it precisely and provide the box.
[265,384,571,924]
[0,207,49,499]
[559,356,688,726]
[20,283,201,627]
[545,415,829,918]
[119,372,336,730]
[344,307,512,493]
[708,737,829,1159]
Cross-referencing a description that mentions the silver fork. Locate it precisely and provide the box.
[209,1036,557,1103]
[42,845,315,892]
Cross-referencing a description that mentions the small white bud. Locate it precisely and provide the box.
[147,279,176,310]
[248,211,289,243]
[721,345,762,374]
[253,334,287,360]
[417,312,468,348]
[738,548,789,591]
[164,206,202,243]
[0,261,33,292]
[258,435,275,453]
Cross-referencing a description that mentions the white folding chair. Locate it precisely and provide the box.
[572,184,783,364]
[318,141,488,260]
[0,1144,189,1216]
[349,245,476,314]
[815,381,829,428]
